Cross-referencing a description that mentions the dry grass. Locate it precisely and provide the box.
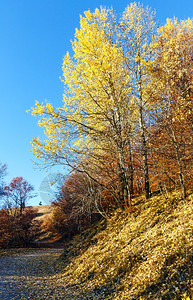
[57,190,193,299]
[30,204,62,243]
[32,205,53,222]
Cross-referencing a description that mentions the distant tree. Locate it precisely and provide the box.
[0,207,40,248]
[0,209,11,248]
[44,171,103,237]
[0,162,7,198]
[4,177,36,214]
[0,174,40,248]
[18,207,40,246]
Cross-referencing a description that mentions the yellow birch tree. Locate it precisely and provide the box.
[118,3,157,199]
[29,7,135,207]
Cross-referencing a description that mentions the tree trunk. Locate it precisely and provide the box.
[139,106,150,199]
[170,126,186,199]
[142,133,150,199]
[118,149,131,207]
[128,139,134,197]
[175,141,186,199]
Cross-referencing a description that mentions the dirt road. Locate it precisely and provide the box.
[0,247,77,300]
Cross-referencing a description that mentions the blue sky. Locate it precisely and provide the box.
[0,0,192,206]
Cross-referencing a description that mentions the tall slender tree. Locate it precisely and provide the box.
[150,18,193,198]
[118,3,157,199]
[0,162,7,198]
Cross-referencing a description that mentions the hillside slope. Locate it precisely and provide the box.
[32,205,58,244]
[57,191,193,299]
[33,205,53,221]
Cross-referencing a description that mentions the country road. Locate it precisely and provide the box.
[0,247,79,300]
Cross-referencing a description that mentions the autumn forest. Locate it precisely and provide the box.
[0,2,193,299]
[29,3,193,216]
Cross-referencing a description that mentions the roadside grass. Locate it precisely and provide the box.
[0,248,37,257]
[32,205,53,222]
[57,190,193,299]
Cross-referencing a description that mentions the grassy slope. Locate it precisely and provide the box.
[33,205,53,221]
[32,205,57,242]
[58,191,193,299]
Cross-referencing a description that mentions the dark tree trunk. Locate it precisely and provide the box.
[139,105,150,200]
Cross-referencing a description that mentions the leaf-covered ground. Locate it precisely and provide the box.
[0,191,193,299]
[0,247,76,299]
[58,191,193,299]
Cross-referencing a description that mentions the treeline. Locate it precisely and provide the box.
[0,163,39,248]
[29,3,192,235]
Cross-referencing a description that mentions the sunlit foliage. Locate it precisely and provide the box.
[28,3,193,206]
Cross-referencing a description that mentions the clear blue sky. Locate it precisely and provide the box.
[0,0,192,206]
